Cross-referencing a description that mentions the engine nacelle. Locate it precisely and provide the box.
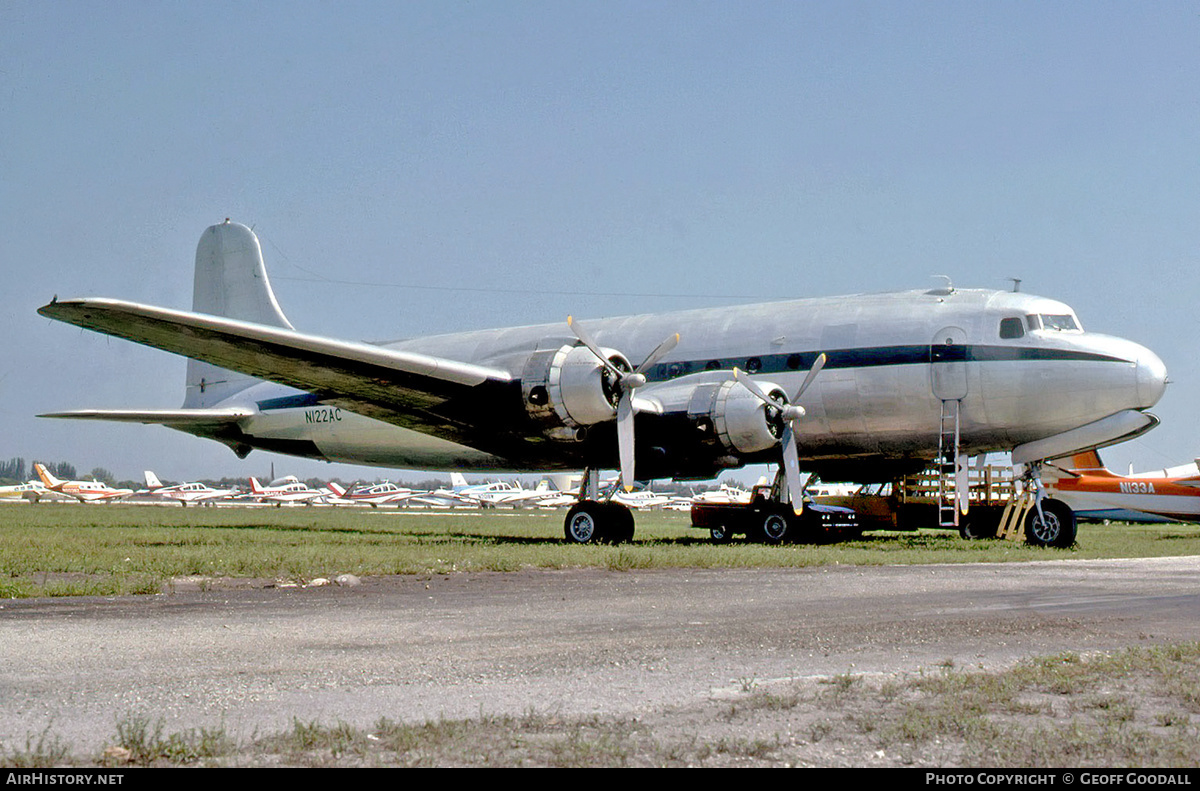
[522,344,633,434]
[690,378,788,455]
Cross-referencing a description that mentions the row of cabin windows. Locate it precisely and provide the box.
[999,314,1081,339]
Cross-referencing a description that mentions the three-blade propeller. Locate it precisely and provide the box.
[568,317,680,491]
[734,353,827,514]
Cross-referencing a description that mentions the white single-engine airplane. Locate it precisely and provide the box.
[38,220,1168,544]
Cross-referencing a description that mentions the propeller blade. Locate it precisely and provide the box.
[567,316,624,378]
[567,320,682,494]
[732,367,775,405]
[956,452,970,516]
[616,393,636,492]
[635,332,681,375]
[781,422,804,514]
[792,352,827,400]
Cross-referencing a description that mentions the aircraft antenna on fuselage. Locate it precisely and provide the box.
[929,275,954,296]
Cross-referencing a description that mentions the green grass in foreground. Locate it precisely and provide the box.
[2,502,1199,598]
[6,642,1199,766]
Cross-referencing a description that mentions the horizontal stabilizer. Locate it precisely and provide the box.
[38,407,252,425]
[38,298,513,423]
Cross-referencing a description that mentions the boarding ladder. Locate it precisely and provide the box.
[937,399,961,527]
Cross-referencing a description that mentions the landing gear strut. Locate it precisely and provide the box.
[1018,462,1078,548]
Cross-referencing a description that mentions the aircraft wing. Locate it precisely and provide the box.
[38,298,517,441]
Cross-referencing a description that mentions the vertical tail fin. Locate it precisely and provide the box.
[34,463,61,489]
[144,470,163,490]
[327,482,346,497]
[184,220,293,408]
[1067,449,1109,473]
[250,477,264,494]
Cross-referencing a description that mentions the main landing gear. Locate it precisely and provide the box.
[562,468,636,544]
[564,499,635,544]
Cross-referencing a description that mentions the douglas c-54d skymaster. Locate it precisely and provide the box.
[38,220,1168,545]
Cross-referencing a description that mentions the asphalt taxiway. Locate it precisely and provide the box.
[2,557,1199,752]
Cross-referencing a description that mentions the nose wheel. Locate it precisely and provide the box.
[564,500,635,544]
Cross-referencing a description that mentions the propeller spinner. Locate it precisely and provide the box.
[567,316,680,491]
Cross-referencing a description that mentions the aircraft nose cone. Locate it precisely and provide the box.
[1136,347,1168,408]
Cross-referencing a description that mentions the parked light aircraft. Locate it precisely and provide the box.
[1043,450,1200,524]
[325,480,424,506]
[141,470,240,506]
[690,482,756,505]
[448,472,555,507]
[38,220,1168,543]
[245,476,327,505]
[610,487,673,510]
[34,463,134,503]
[0,482,47,503]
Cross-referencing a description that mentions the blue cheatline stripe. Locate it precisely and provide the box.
[254,344,1128,409]
[645,344,1127,382]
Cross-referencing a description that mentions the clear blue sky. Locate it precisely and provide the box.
[3,1,1198,483]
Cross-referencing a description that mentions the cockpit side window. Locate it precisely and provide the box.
[1040,314,1080,332]
[1025,313,1082,332]
[999,317,1025,339]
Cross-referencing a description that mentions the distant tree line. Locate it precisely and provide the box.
[0,458,80,484]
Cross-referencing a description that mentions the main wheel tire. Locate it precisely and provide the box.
[756,509,791,544]
[564,501,605,544]
[1024,499,1077,548]
[709,523,733,544]
[602,502,635,544]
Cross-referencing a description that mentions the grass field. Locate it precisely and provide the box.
[3,502,1199,598]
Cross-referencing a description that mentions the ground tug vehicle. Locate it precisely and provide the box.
[690,479,859,544]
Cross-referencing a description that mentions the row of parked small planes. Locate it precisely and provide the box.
[0,463,736,510]
[5,455,1200,524]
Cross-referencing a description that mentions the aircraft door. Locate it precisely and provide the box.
[930,326,969,400]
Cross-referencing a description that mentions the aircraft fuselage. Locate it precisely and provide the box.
[219,286,1166,481]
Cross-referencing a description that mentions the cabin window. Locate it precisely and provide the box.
[999,318,1024,339]
[1026,314,1042,331]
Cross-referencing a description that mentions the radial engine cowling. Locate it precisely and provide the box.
[695,378,789,456]
[522,344,633,434]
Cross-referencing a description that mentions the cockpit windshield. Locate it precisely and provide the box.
[1026,314,1081,332]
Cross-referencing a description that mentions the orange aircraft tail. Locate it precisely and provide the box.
[1064,449,1115,476]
